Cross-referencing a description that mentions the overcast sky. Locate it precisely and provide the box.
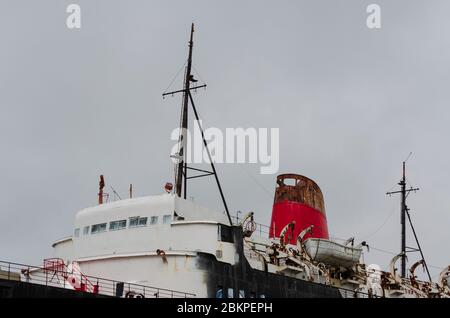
[1,0,449,281]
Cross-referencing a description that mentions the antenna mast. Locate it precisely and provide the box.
[400,162,408,278]
[175,23,195,198]
[163,24,233,226]
[386,160,432,281]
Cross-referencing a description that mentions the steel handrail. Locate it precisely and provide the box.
[0,260,195,298]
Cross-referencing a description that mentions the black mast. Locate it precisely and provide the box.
[163,24,233,226]
[175,23,195,198]
[386,161,431,281]
[400,162,407,278]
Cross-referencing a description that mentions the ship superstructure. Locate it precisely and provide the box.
[1,25,449,299]
[21,172,449,298]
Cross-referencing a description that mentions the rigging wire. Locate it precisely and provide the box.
[385,183,398,193]
[331,237,446,276]
[110,186,122,201]
[237,165,273,198]
[177,64,271,203]
[384,152,413,193]
[172,64,189,187]
[316,235,446,277]
[361,245,445,274]
[162,59,188,95]
[358,203,397,241]
[404,151,413,163]
[192,64,206,86]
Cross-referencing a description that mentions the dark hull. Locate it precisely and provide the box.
[199,253,342,298]
[199,227,343,298]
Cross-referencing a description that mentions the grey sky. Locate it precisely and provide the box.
[0,1,449,281]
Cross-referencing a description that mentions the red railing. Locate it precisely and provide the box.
[44,258,98,293]
[1,259,195,298]
[43,258,66,277]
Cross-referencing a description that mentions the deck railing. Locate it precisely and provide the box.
[230,216,272,236]
[0,260,195,298]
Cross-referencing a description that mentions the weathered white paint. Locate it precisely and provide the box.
[304,238,362,268]
[52,193,235,296]
[79,254,209,297]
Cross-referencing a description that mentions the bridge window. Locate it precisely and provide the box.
[163,215,172,224]
[239,289,245,298]
[139,217,148,226]
[129,216,148,228]
[83,226,90,235]
[109,219,127,231]
[91,223,107,234]
[74,228,80,237]
[150,216,158,225]
[130,217,139,227]
[227,288,234,298]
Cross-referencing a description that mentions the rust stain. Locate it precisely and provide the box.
[184,254,190,270]
[274,174,326,214]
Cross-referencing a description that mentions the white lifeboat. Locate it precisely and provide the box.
[304,238,362,268]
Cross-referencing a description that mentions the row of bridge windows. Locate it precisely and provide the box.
[73,215,173,237]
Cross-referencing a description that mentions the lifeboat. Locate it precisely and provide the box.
[304,238,362,268]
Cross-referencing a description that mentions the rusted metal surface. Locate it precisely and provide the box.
[156,249,168,263]
[439,266,450,292]
[274,174,326,215]
[98,175,105,205]
[164,182,173,193]
[409,259,425,289]
[279,221,295,247]
[239,212,256,238]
